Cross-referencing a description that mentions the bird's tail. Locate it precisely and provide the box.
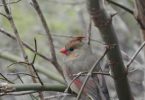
[86,75,110,100]
[70,76,106,100]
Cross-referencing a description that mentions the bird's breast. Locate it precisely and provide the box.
[65,53,98,74]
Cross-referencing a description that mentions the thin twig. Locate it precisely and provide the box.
[7,60,44,85]
[31,0,64,77]
[2,0,26,59]
[30,38,44,85]
[0,73,14,84]
[106,0,133,15]
[1,1,44,97]
[76,48,108,100]
[0,91,37,96]
[52,34,74,38]
[73,72,111,77]
[7,61,27,68]
[64,72,83,93]
[31,64,43,85]
[65,71,111,92]
[30,94,38,100]
[30,0,56,61]
[16,74,24,83]
[127,41,145,68]
[121,50,139,64]
[107,0,145,29]
[0,0,22,6]
[88,18,92,45]
[63,71,110,100]
[2,0,36,83]
[0,12,8,19]
[44,93,72,100]
[0,28,52,61]
[47,0,85,5]
[7,72,38,78]
[31,38,37,64]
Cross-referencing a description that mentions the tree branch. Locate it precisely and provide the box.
[76,49,108,100]
[2,0,37,85]
[0,28,52,62]
[106,0,133,15]
[87,0,133,100]
[0,83,66,94]
[127,41,145,68]
[0,51,64,84]
[30,0,64,78]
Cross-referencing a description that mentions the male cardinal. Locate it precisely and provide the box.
[60,36,109,100]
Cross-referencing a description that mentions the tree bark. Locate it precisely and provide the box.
[86,0,133,100]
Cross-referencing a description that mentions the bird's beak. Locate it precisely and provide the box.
[60,47,69,55]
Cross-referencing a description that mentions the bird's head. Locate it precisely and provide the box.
[60,36,86,57]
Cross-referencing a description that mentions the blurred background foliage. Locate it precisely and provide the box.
[0,0,144,100]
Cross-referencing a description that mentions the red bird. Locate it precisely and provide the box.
[60,36,108,100]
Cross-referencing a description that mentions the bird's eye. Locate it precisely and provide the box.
[69,48,74,51]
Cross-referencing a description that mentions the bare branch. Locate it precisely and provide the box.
[1,1,44,96]
[7,72,38,78]
[0,0,22,6]
[0,91,37,96]
[63,70,110,100]
[16,74,24,84]
[30,0,64,77]
[7,61,44,85]
[44,93,72,100]
[0,73,14,84]
[76,48,108,100]
[73,72,111,77]
[106,0,133,15]
[106,0,145,29]
[0,12,8,19]
[2,0,37,84]
[31,38,37,64]
[0,28,52,61]
[2,0,26,59]
[47,0,85,5]
[31,64,44,86]
[127,41,145,68]
[64,72,83,93]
